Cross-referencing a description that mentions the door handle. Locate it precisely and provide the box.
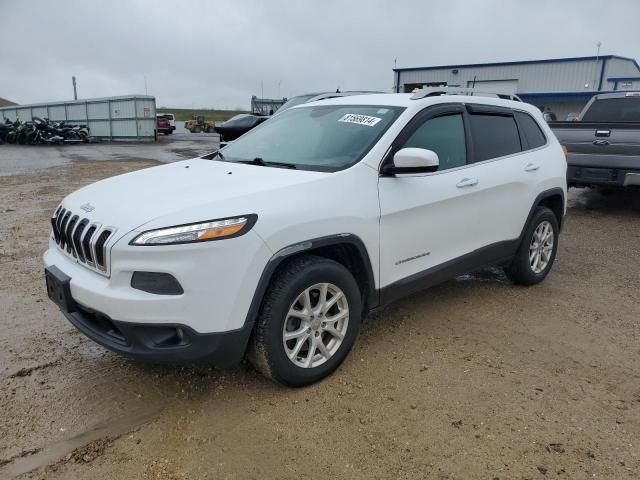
[524,163,540,172]
[456,178,478,188]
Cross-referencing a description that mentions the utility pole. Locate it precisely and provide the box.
[278,80,282,98]
[261,80,264,100]
[144,75,148,95]
[72,76,77,100]
[394,58,398,93]
[594,41,602,91]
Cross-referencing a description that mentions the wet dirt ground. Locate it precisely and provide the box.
[0,153,639,479]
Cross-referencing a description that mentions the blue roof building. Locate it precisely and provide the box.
[393,55,640,119]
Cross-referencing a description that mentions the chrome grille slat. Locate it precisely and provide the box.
[72,219,88,262]
[55,208,66,238]
[65,215,79,256]
[94,230,112,270]
[82,224,99,266]
[51,216,60,243]
[59,212,71,250]
[50,207,116,276]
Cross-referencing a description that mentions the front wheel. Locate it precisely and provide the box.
[506,206,559,285]
[249,255,362,387]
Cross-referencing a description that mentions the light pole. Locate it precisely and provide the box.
[278,80,282,98]
[394,58,398,93]
[594,41,602,91]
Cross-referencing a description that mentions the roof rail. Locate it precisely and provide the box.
[410,87,522,102]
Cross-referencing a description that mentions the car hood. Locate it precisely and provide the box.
[60,158,326,235]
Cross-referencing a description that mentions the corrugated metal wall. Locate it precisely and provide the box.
[603,57,640,90]
[397,57,640,94]
[0,95,156,140]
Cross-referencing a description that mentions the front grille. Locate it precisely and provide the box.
[82,225,97,264]
[51,206,116,275]
[94,230,112,267]
[72,219,88,262]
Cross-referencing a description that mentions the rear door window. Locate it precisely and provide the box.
[468,113,521,162]
[515,112,547,149]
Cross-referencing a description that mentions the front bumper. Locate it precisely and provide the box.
[63,304,252,364]
[43,227,272,335]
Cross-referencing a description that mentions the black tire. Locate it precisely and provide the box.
[506,206,559,286]
[249,255,362,387]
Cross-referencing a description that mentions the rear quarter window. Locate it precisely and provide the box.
[468,114,521,162]
[515,112,547,149]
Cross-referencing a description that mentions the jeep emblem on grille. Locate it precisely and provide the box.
[80,203,95,213]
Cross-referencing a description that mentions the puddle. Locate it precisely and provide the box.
[2,406,162,478]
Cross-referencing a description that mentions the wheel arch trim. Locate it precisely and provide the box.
[519,188,565,242]
[242,233,378,332]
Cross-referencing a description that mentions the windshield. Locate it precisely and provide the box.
[219,105,403,171]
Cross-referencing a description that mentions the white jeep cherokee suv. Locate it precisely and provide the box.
[44,89,566,386]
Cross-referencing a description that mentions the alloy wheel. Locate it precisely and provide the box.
[282,283,349,368]
[529,220,554,274]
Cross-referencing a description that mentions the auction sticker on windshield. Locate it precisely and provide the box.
[338,113,382,127]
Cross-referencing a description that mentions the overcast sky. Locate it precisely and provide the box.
[1,0,639,109]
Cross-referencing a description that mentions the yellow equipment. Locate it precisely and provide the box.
[184,116,215,133]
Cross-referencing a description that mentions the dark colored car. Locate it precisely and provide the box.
[214,114,269,142]
[550,92,640,190]
[156,116,172,136]
[216,91,383,143]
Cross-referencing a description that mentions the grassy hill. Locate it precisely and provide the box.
[156,108,247,122]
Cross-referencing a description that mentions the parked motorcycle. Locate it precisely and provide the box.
[0,119,14,144]
[5,120,27,144]
[0,117,91,145]
[29,117,64,145]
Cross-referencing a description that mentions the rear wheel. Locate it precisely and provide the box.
[506,207,559,285]
[249,255,362,387]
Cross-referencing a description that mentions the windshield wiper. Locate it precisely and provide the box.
[201,150,224,161]
[236,157,297,169]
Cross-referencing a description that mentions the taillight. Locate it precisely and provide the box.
[561,145,569,160]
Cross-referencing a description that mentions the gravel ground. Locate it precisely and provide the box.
[0,153,638,479]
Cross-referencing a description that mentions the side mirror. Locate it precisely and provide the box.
[383,148,439,175]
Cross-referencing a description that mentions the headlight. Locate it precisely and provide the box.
[131,215,257,246]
